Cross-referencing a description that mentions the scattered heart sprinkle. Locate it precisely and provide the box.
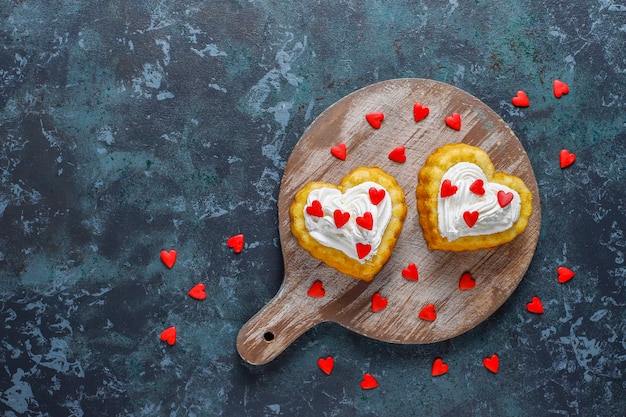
[318,356,334,375]
[360,373,378,389]
[371,292,388,312]
[306,200,324,217]
[440,179,458,198]
[356,243,372,259]
[368,187,386,205]
[365,112,385,129]
[459,272,476,290]
[526,296,544,314]
[469,179,485,196]
[307,280,326,298]
[553,79,569,98]
[463,211,479,228]
[483,354,500,374]
[445,112,461,131]
[334,209,351,228]
[431,358,449,377]
[160,250,177,269]
[188,283,206,300]
[227,234,244,253]
[356,212,374,230]
[160,326,176,346]
[559,149,576,169]
[497,190,514,208]
[418,303,437,321]
[413,102,430,122]
[557,266,575,283]
[388,146,406,163]
[331,142,347,160]
[511,90,530,107]
[402,263,419,281]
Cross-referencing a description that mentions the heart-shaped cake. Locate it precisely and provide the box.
[290,167,406,281]
[416,143,532,251]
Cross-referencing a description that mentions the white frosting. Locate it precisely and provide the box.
[438,162,521,240]
[303,182,392,263]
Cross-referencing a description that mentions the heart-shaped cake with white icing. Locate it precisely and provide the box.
[290,167,406,281]
[416,143,532,251]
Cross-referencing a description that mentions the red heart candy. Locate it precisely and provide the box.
[418,303,437,321]
[553,79,569,98]
[227,234,244,253]
[306,200,324,217]
[402,263,418,281]
[307,280,326,298]
[440,179,458,198]
[388,146,406,163]
[431,358,449,377]
[559,149,576,169]
[557,266,575,283]
[369,187,386,205]
[483,354,499,374]
[445,112,461,131]
[330,142,347,160]
[365,112,384,129]
[188,283,206,300]
[334,209,350,228]
[413,102,430,122]
[526,296,544,314]
[360,373,378,390]
[160,250,177,269]
[463,211,479,228]
[469,179,485,196]
[318,356,335,375]
[511,90,530,107]
[160,326,176,346]
[356,212,373,230]
[459,272,476,290]
[497,190,514,208]
[371,292,388,313]
[356,243,372,259]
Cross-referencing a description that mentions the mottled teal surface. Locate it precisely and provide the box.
[1,1,625,416]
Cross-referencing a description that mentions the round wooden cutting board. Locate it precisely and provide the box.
[237,78,541,365]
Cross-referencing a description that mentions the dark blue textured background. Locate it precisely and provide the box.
[1,1,625,415]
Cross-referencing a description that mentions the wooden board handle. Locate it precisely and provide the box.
[236,279,325,365]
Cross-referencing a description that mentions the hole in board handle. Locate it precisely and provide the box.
[263,331,275,342]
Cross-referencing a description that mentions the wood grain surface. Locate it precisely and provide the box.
[237,78,541,365]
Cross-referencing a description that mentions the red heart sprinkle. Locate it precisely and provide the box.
[160,250,177,269]
[356,212,373,230]
[445,112,461,131]
[511,90,530,107]
[559,149,576,169]
[188,283,206,300]
[526,296,544,314]
[557,266,575,283]
[388,146,406,163]
[413,102,430,122]
[459,272,476,290]
[369,187,386,205]
[307,280,326,298]
[160,326,176,346]
[318,356,334,375]
[356,243,372,259]
[463,211,479,228]
[371,292,388,313]
[365,112,385,129]
[227,234,244,253]
[553,79,569,98]
[330,142,347,160]
[306,200,324,217]
[334,209,351,228]
[440,179,458,198]
[483,354,500,374]
[418,304,437,321]
[402,263,419,281]
[497,190,514,208]
[431,358,449,377]
[469,179,485,196]
[360,373,378,390]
